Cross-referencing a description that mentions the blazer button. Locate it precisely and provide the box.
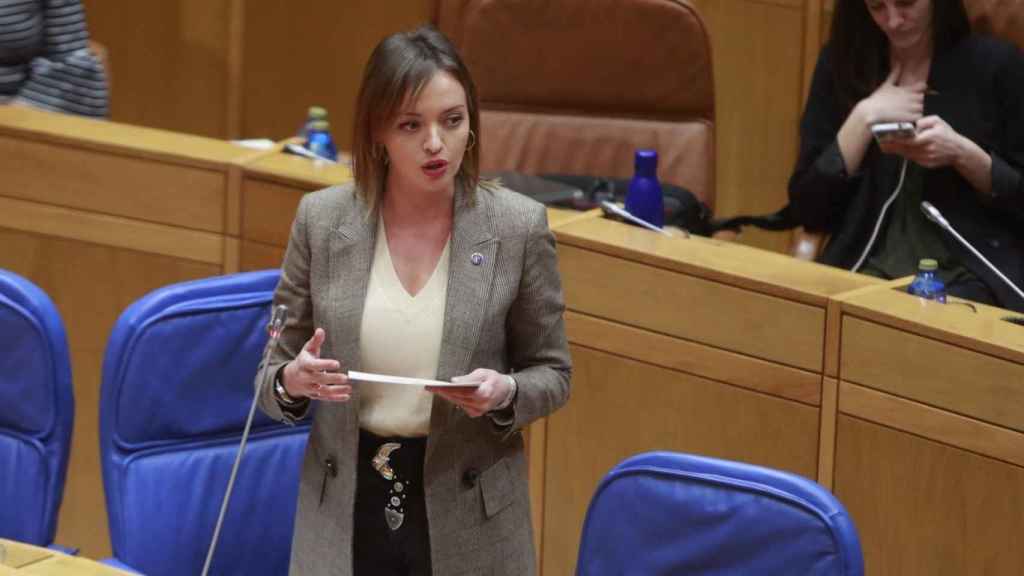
[462,468,480,488]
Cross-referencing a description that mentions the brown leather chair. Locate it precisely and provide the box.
[433,0,716,210]
[967,0,1024,47]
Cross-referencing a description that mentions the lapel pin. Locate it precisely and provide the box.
[470,252,484,266]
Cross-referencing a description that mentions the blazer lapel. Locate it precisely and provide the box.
[437,190,497,381]
[428,190,498,439]
[327,197,375,382]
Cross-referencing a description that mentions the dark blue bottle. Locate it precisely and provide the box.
[624,149,664,228]
[305,119,338,162]
[908,258,947,303]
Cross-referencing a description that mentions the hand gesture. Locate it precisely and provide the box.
[427,368,514,418]
[880,115,966,168]
[281,328,351,402]
[859,64,926,126]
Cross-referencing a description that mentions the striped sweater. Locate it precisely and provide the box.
[0,0,107,117]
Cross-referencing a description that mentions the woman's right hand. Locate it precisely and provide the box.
[856,64,926,126]
[281,328,351,402]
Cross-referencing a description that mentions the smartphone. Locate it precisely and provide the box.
[871,121,916,144]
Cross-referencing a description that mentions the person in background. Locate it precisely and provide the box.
[254,25,571,576]
[0,0,108,117]
[788,0,1024,311]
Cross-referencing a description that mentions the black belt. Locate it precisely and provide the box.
[359,429,427,531]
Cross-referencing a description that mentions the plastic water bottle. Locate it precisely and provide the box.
[298,106,327,139]
[305,120,338,162]
[624,149,664,228]
[908,258,947,303]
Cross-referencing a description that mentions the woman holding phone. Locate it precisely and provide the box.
[788,0,1024,311]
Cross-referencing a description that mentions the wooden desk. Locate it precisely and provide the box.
[0,540,131,575]
[0,108,278,558]
[541,216,880,575]
[831,287,1024,575]
[5,108,1022,575]
[238,151,352,271]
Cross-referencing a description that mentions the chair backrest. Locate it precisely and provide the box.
[100,270,309,576]
[967,0,1024,48]
[0,269,74,547]
[577,451,864,576]
[435,0,717,209]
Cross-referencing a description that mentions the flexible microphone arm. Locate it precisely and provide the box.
[920,201,1024,302]
[201,304,289,576]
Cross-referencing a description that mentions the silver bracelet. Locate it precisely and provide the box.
[494,374,517,411]
[274,372,298,406]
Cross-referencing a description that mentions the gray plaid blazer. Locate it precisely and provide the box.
[255,182,572,575]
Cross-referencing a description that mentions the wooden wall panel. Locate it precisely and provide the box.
[542,345,820,576]
[0,135,226,234]
[242,1,433,145]
[0,229,220,559]
[835,415,1024,575]
[558,244,826,371]
[692,0,807,254]
[841,316,1024,433]
[81,0,233,138]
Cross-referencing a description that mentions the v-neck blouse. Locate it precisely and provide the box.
[357,216,451,437]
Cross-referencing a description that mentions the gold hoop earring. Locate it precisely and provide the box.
[466,130,476,151]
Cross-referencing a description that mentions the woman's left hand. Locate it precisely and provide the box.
[881,115,967,168]
[427,368,513,418]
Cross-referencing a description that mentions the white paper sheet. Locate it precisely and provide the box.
[347,370,480,388]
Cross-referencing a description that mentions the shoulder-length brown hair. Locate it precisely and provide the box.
[351,25,484,213]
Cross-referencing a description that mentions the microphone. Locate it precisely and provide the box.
[920,201,1024,302]
[201,304,289,576]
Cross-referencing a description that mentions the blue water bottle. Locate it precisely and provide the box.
[624,149,664,228]
[908,258,947,303]
[298,106,327,139]
[305,119,338,162]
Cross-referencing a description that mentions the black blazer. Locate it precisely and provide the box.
[788,36,1024,312]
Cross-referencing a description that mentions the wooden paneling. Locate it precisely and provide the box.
[242,1,433,143]
[839,382,1024,468]
[691,0,807,254]
[835,415,1024,575]
[554,216,879,306]
[0,135,226,234]
[0,108,249,168]
[0,229,220,559]
[566,311,822,405]
[841,316,1024,433]
[558,244,826,371]
[81,0,233,138]
[817,376,838,488]
[839,286,1024,363]
[0,197,225,266]
[542,345,820,576]
[240,240,286,273]
[241,179,307,247]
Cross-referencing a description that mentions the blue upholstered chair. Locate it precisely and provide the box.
[576,451,864,576]
[0,269,74,547]
[99,270,310,576]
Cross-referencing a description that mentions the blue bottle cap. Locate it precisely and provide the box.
[634,149,658,177]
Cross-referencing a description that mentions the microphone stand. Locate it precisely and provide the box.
[200,304,288,576]
[920,201,1024,302]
